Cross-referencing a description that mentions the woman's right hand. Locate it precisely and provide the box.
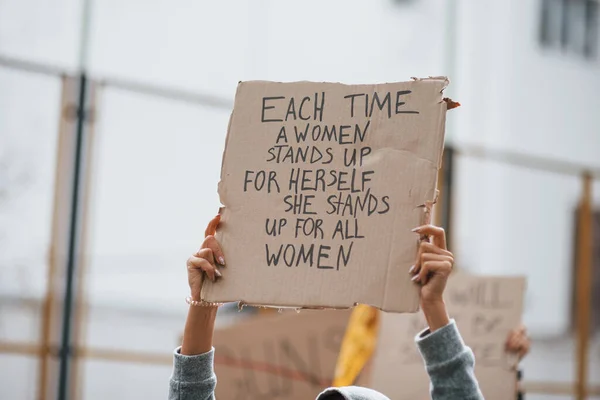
[409,224,453,332]
[186,215,226,300]
[505,324,530,360]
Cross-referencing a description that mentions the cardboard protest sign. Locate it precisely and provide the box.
[213,310,350,400]
[203,78,450,312]
[367,273,527,400]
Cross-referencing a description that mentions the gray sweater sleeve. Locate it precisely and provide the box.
[169,347,216,400]
[415,320,484,400]
[168,321,483,400]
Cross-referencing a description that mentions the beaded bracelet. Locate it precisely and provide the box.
[185,296,223,308]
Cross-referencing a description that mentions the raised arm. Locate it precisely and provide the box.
[410,225,484,400]
[169,215,225,400]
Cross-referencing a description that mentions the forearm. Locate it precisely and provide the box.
[169,306,219,400]
[181,306,218,355]
[416,321,483,400]
[421,300,450,333]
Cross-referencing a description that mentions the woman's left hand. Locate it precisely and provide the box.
[410,225,454,331]
[410,225,454,306]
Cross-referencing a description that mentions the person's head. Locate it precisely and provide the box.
[316,386,390,400]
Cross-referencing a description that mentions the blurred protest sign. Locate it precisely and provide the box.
[203,78,450,312]
[367,273,526,400]
[213,309,350,400]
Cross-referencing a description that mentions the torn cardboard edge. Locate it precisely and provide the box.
[410,75,450,89]
[204,78,454,312]
[373,78,450,312]
[443,98,461,110]
[241,76,449,88]
[417,189,439,241]
[409,77,461,109]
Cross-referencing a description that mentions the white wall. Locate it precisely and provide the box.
[87,0,447,95]
[452,0,600,336]
[0,69,62,300]
[450,1,600,397]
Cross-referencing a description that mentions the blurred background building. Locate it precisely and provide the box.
[0,0,599,399]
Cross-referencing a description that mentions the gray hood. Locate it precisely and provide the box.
[316,386,390,400]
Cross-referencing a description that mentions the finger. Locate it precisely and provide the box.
[417,253,453,279]
[412,260,451,285]
[505,334,518,351]
[517,337,530,357]
[420,260,451,284]
[187,253,220,281]
[506,332,529,355]
[505,328,516,341]
[411,243,452,275]
[205,214,221,238]
[410,242,426,275]
[194,248,215,264]
[518,324,527,335]
[508,341,526,357]
[201,235,226,266]
[411,225,447,250]
[420,242,452,257]
[420,253,453,265]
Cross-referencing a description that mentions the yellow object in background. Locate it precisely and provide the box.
[332,304,380,387]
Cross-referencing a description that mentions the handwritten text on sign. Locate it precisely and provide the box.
[208,79,447,311]
[241,91,418,270]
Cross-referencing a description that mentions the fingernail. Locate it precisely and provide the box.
[411,275,420,282]
[411,227,420,233]
[215,269,222,278]
[408,265,415,274]
[218,256,226,265]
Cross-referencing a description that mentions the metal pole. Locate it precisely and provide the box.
[99,77,232,110]
[56,73,88,400]
[438,147,454,248]
[456,145,600,179]
[0,54,66,77]
[56,0,93,397]
[68,80,98,400]
[575,172,593,400]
